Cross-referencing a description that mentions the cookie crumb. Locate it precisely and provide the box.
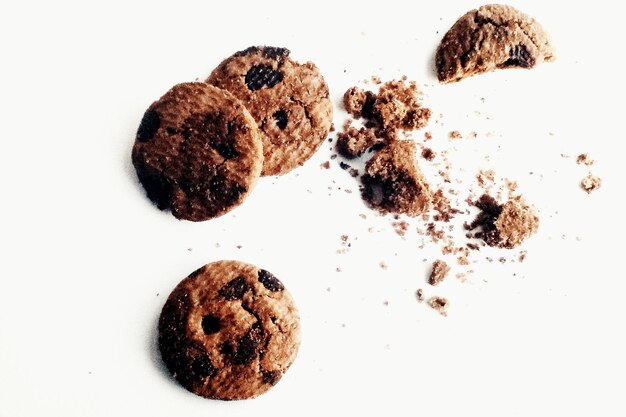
[383,300,389,306]
[428,260,450,286]
[349,168,360,178]
[448,130,462,140]
[320,161,330,169]
[518,250,527,262]
[416,288,424,302]
[580,174,601,193]
[576,153,594,166]
[379,261,388,270]
[428,296,449,316]
[392,220,410,237]
[336,126,381,159]
[421,147,436,161]
[424,131,433,141]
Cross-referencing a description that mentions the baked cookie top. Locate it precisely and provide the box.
[207,46,333,176]
[436,4,555,83]
[158,260,301,400]
[131,82,263,221]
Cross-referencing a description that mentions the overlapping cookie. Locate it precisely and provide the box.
[158,260,301,400]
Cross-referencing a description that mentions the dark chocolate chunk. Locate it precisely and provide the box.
[235,46,290,60]
[273,110,288,130]
[245,64,283,91]
[262,370,279,386]
[191,354,214,378]
[504,44,534,68]
[136,109,160,142]
[218,276,250,300]
[133,163,172,210]
[258,269,284,292]
[201,315,221,335]
[232,323,265,365]
[361,91,378,120]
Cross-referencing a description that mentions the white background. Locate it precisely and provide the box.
[1,1,625,415]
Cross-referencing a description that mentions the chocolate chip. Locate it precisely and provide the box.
[361,91,378,120]
[273,110,288,130]
[262,370,280,386]
[191,354,214,378]
[504,44,534,68]
[201,315,221,335]
[134,164,171,210]
[235,46,290,60]
[232,323,265,365]
[220,343,234,356]
[136,109,160,142]
[258,269,284,292]
[218,276,250,300]
[214,140,238,159]
[209,176,247,206]
[245,64,283,91]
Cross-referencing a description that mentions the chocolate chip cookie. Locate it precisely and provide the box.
[132,82,263,221]
[158,260,301,400]
[436,4,555,83]
[207,46,333,176]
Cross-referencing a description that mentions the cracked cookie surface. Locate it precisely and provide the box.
[207,46,333,176]
[158,260,301,400]
[132,82,263,221]
[436,4,554,83]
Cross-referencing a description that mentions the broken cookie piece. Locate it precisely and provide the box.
[436,4,555,83]
[336,126,382,159]
[580,173,601,193]
[429,260,450,286]
[428,296,449,316]
[467,194,539,249]
[361,140,432,216]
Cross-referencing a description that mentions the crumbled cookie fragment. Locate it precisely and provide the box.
[429,260,450,286]
[392,220,410,237]
[361,141,432,216]
[432,189,460,222]
[580,173,601,193]
[428,296,449,316]
[343,87,368,118]
[576,154,594,166]
[320,161,330,169]
[375,80,432,136]
[448,130,462,140]
[421,147,436,161]
[336,126,381,159]
[466,194,539,248]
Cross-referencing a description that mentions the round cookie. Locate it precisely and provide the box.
[132,82,263,221]
[158,260,301,400]
[207,46,333,176]
[436,4,555,83]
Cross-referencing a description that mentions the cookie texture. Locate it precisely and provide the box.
[158,260,301,400]
[467,194,539,249]
[436,4,555,83]
[132,82,263,221]
[361,140,432,216]
[207,46,333,176]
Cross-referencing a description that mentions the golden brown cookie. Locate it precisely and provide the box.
[207,46,333,176]
[361,140,432,216]
[131,82,263,221]
[436,4,555,83]
[158,260,301,400]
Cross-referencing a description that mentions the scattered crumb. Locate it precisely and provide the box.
[379,261,388,270]
[448,130,462,140]
[349,168,359,178]
[476,170,495,188]
[499,257,506,264]
[326,287,331,292]
[335,267,342,273]
[320,161,330,169]
[421,147,436,161]
[469,131,478,139]
[424,131,433,141]
[428,296,449,316]
[236,245,242,249]
[383,300,389,306]
[518,251,527,262]
[416,288,424,302]
[391,220,410,237]
[457,255,469,265]
[339,161,350,170]
[576,153,595,166]
[428,260,450,286]
[580,173,601,193]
